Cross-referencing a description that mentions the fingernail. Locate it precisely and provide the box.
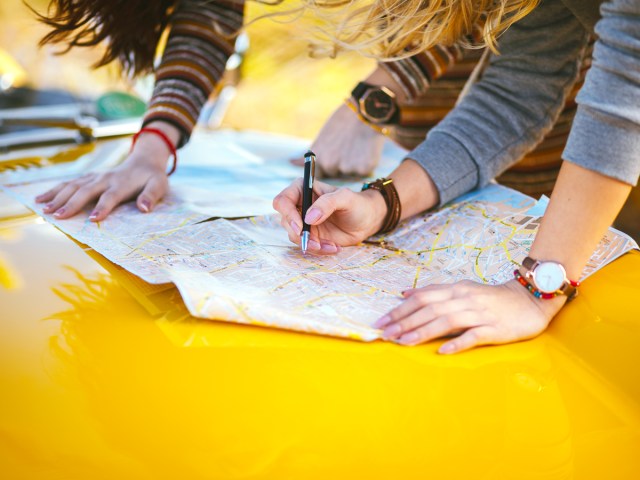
[35,195,44,202]
[290,220,301,234]
[139,199,150,213]
[89,210,100,221]
[439,343,456,355]
[373,315,392,329]
[397,332,418,345]
[320,242,338,254]
[53,208,66,218]
[383,324,402,339]
[43,203,54,212]
[308,239,321,251]
[305,208,321,224]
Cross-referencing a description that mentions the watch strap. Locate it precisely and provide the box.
[351,81,370,100]
[350,82,400,125]
[519,256,579,300]
[361,178,402,234]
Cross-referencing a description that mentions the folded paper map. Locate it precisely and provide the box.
[3,131,638,340]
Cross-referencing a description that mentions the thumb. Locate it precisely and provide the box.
[304,187,355,225]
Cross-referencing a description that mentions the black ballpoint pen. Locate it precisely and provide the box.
[301,150,316,254]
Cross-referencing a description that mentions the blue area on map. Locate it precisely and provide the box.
[449,183,535,210]
[525,196,549,217]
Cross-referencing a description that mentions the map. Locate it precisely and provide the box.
[5,166,638,341]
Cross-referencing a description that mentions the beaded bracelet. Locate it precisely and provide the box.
[513,269,578,300]
[131,127,178,176]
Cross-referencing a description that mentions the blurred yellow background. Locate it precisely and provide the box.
[0,0,375,138]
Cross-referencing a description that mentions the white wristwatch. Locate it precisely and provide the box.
[521,256,579,299]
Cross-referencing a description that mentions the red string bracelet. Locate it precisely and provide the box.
[131,127,178,176]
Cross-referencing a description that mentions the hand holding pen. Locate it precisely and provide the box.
[301,150,316,254]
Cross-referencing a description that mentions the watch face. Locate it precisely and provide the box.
[360,88,396,124]
[532,262,566,294]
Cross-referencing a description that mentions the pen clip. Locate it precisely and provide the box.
[304,150,316,188]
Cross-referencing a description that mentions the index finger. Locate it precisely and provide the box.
[273,178,303,219]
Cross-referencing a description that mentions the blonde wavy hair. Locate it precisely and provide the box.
[264,0,540,59]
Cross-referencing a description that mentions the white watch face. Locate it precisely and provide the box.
[533,262,566,294]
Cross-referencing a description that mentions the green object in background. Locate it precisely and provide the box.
[96,91,146,120]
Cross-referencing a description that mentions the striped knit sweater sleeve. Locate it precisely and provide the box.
[142,0,245,147]
[380,45,465,101]
[379,25,483,102]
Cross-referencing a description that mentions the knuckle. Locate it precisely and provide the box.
[466,329,483,344]
[153,175,169,191]
[413,291,431,306]
[72,173,97,186]
[336,186,352,197]
[96,192,118,208]
[78,173,96,182]
[409,328,426,343]
[317,194,335,211]
[355,164,372,176]
[272,193,284,209]
[452,282,471,296]
[440,314,456,330]
[75,183,98,197]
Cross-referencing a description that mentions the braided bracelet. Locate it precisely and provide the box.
[361,177,402,234]
[131,127,178,176]
[513,269,579,300]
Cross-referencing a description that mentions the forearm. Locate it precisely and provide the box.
[361,65,409,104]
[563,0,640,186]
[529,162,632,280]
[407,0,589,206]
[388,159,439,219]
[143,0,245,146]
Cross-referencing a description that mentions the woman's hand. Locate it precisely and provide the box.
[35,123,178,221]
[291,102,386,177]
[272,179,387,254]
[374,280,567,354]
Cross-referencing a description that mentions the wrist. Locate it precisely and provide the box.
[142,121,181,146]
[506,279,567,319]
[129,122,180,173]
[360,188,388,237]
[361,178,402,235]
[365,67,408,105]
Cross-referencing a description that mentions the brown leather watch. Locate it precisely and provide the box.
[351,82,400,125]
[361,177,402,234]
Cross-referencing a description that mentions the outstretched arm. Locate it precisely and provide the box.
[275,0,640,353]
[37,0,246,221]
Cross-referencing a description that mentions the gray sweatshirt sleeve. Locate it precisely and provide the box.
[563,0,640,186]
[405,0,590,206]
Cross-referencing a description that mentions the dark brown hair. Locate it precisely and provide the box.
[32,0,178,75]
